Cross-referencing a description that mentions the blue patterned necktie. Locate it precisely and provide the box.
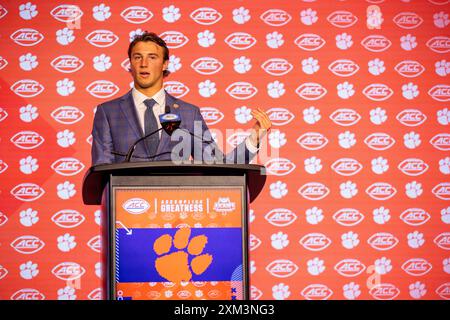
[143,98,159,158]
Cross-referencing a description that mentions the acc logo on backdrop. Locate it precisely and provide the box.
[366,182,397,200]
[428,85,450,102]
[334,259,366,277]
[298,183,330,200]
[11,79,44,97]
[333,208,364,226]
[160,31,189,48]
[266,259,298,278]
[430,134,450,151]
[367,232,399,250]
[226,82,258,99]
[393,12,423,29]
[331,158,363,176]
[51,157,85,176]
[10,28,44,46]
[299,233,332,251]
[51,106,84,124]
[225,32,257,50]
[191,57,223,75]
[261,58,293,76]
[10,183,45,201]
[400,208,430,226]
[330,109,361,126]
[227,132,250,148]
[87,235,102,253]
[426,36,450,53]
[361,35,392,52]
[301,284,333,300]
[265,158,296,176]
[396,109,426,126]
[296,83,327,100]
[260,9,292,26]
[11,289,45,300]
[0,56,7,70]
[200,107,224,125]
[164,81,189,98]
[297,132,329,150]
[434,232,450,250]
[52,262,86,281]
[327,11,358,28]
[249,234,262,251]
[369,284,400,300]
[85,30,119,47]
[51,55,84,73]
[401,258,432,276]
[295,34,326,51]
[86,80,119,98]
[364,133,395,150]
[266,108,295,126]
[432,183,450,200]
[328,59,359,77]
[264,208,297,227]
[398,159,429,176]
[363,84,394,101]
[10,235,45,254]
[394,60,425,78]
[190,7,222,25]
[51,210,86,228]
[51,4,83,22]
[122,198,150,214]
[10,131,44,149]
[120,6,153,24]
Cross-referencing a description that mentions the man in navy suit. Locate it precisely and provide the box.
[91,32,271,165]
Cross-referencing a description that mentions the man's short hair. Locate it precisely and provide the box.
[128,31,170,77]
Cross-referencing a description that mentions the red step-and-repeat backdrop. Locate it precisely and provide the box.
[0,0,449,300]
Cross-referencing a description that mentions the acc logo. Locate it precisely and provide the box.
[11,183,45,201]
[361,35,392,52]
[225,32,257,50]
[164,81,189,98]
[11,131,44,149]
[0,5,7,19]
[434,233,450,250]
[0,160,8,174]
[0,211,8,227]
[0,56,8,70]
[430,133,450,151]
[426,36,450,53]
[51,55,84,73]
[0,108,7,122]
[260,9,292,26]
[328,59,359,77]
[190,7,222,25]
[261,58,293,76]
[369,284,400,300]
[87,80,119,98]
[227,132,250,148]
[10,28,44,46]
[333,208,364,227]
[177,290,192,299]
[266,259,298,278]
[331,158,363,176]
[51,157,85,176]
[11,289,45,300]
[52,262,86,281]
[120,6,153,24]
[393,12,423,29]
[226,82,258,99]
[362,83,393,101]
[367,233,399,251]
[366,182,397,200]
[0,265,7,280]
[51,4,83,22]
[295,33,326,51]
[298,183,330,200]
[51,210,85,228]
[364,133,395,150]
[251,286,263,300]
[160,31,189,48]
[85,30,119,48]
[10,235,45,254]
[265,158,296,176]
[266,108,294,126]
[330,108,361,126]
[121,58,131,72]
[398,158,428,176]
[88,288,103,300]
[394,60,425,78]
[428,84,450,102]
[299,233,332,251]
[51,106,84,124]
[301,284,333,300]
[200,107,224,125]
[264,208,297,227]
[250,234,262,251]
[296,83,327,100]
[327,11,358,28]
[86,135,93,145]
[401,258,432,276]
[11,79,44,97]
[191,57,223,75]
[436,283,450,300]
[122,198,150,214]
[297,132,328,150]
[87,235,101,253]
[334,259,366,277]
[396,109,426,126]
[400,208,430,226]
[433,183,450,200]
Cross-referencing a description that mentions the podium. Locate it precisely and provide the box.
[82,161,266,300]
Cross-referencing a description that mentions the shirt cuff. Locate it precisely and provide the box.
[245,136,259,154]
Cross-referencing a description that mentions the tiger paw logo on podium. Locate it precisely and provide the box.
[153,227,213,282]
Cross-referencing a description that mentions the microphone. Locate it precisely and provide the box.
[124,105,181,162]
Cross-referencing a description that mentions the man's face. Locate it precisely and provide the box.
[130,41,168,91]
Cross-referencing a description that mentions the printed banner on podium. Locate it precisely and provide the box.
[113,187,245,300]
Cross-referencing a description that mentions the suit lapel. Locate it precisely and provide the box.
[119,90,144,138]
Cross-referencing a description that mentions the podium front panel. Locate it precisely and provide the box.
[109,175,249,300]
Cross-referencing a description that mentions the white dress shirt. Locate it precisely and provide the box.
[132,86,259,154]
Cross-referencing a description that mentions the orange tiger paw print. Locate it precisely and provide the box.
[153,228,213,283]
